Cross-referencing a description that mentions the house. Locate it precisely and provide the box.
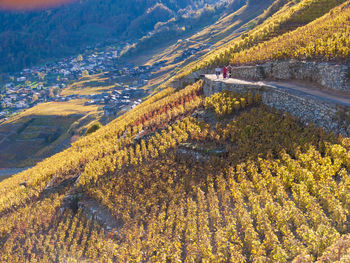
[60,69,71,76]
[9,94,17,101]
[5,83,13,88]
[113,90,122,96]
[72,65,80,71]
[15,101,29,109]
[85,100,96,105]
[138,65,151,71]
[17,77,26,82]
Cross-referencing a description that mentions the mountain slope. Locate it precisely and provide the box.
[0,0,273,171]
[0,0,221,72]
[0,1,350,262]
[174,0,349,79]
[230,1,350,64]
[0,79,350,261]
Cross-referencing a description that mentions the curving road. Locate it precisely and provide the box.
[205,74,350,107]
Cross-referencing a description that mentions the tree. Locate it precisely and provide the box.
[49,88,55,98]
[82,70,89,77]
[37,72,46,80]
[85,123,101,135]
[0,101,6,110]
[32,94,39,103]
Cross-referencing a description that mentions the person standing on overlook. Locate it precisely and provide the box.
[215,66,221,79]
[222,66,227,79]
[227,65,232,78]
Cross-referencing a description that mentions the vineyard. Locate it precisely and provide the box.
[174,0,349,79]
[230,1,350,65]
[0,80,350,261]
[1,0,350,261]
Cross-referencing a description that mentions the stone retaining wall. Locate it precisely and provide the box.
[203,77,350,137]
[169,69,211,89]
[229,60,350,92]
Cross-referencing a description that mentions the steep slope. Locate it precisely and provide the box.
[0,0,274,171]
[1,80,350,261]
[174,0,348,78]
[0,0,219,72]
[1,1,350,262]
[121,0,276,94]
[230,2,350,64]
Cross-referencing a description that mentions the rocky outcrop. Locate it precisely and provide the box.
[229,60,350,92]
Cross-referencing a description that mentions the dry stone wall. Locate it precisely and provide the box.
[203,77,350,137]
[229,60,350,92]
[169,69,211,89]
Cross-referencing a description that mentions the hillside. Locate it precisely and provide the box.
[123,0,275,63]
[1,80,350,261]
[0,0,276,170]
[1,0,350,262]
[119,0,276,97]
[0,0,222,72]
[230,1,350,65]
[0,98,101,168]
[175,0,349,79]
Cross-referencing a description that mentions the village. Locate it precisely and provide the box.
[0,42,143,121]
[0,39,209,123]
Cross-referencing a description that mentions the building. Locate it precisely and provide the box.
[17,77,26,82]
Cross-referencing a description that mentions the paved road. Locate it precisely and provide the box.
[205,75,350,107]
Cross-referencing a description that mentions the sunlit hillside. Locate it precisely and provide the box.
[0,99,101,168]
[230,2,350,64]
[0,72,121,168]
[175,0,349,79]
[1,79,350,261]
[1,0,350,262]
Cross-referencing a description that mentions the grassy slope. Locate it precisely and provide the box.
[129,1,275,93]
[0,95,101,168]
[60,74,114,96]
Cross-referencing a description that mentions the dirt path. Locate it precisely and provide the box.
[205,74,350,107]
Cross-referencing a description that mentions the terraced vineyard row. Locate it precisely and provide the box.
[1,86,350,261]
[230,2,350,64]
[3,102,350,261]
[175,0,348,79]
